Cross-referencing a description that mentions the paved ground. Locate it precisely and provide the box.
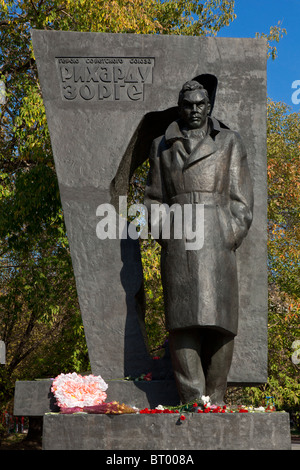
[291,437,300,450]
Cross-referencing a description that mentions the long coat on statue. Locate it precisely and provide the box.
[144,116,254,336]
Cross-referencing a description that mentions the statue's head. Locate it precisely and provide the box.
[178,80,211,130]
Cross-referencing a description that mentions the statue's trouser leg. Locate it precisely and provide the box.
[168,328,235,405]
[168,328,205,404]
[201,329,235,405]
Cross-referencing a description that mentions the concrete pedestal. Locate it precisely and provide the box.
[42,412,291,450]
[13,379,180,417]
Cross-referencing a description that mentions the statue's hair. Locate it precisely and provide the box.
[178,80,210,106]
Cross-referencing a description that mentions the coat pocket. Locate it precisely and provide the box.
[216,205,237,251]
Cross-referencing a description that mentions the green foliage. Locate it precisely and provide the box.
[225,101,300,417]
[140,237,167,353]
[267,100,300,299]
[152,0,236,36]
[265,100,299,414]
[255,21,287,60]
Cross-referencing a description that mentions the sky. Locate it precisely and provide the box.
[217,0,300,112]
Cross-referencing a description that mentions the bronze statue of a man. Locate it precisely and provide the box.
[144,79,254,404]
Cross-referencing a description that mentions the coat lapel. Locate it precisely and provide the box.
[165,118,220,171]
[183,134,217,170]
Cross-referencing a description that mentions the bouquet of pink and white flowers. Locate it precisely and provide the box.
[51,372,108,410]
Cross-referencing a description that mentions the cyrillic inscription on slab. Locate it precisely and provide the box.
[56,57,155,102]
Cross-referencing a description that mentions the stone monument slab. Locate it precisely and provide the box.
[31,31,268,385]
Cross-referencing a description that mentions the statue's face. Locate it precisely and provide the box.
[179,89,210,129]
